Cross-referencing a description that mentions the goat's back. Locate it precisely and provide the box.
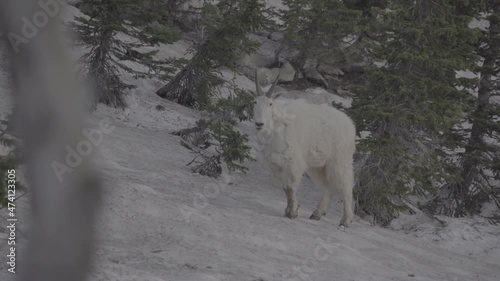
[277,99,355,166]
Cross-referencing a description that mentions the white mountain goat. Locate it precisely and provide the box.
[253,71,356,227]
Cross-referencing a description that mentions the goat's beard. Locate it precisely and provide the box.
[256,127,274,148]
[254,107,292,151]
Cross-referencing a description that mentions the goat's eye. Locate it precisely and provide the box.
[269,103,273,106]
[254,101,257,104]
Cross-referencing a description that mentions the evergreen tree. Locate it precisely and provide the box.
[0,118,22,207]
[343,0,389,58]
[349,0,480,224]
[165,0,189,26]
[161,0,274,176]
[434,0,500,221]
[73,0,180,108]
[177,88,255,177]
[281,0,361,68]
[157,0,275,108]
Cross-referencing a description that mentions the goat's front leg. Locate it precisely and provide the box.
[284,185,299,219]
[275,156,303,219]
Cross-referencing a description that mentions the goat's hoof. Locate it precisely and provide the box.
[285,212,298,219]
[338,224,347,232]
[309,214,321,220]
[340,216,353,228]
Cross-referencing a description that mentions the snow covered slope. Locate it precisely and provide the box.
[1,71,498,280]
[89,84,500,281]
[86,97,500,281]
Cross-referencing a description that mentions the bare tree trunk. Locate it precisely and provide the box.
[166,0,179,26]
[0,1,101,281]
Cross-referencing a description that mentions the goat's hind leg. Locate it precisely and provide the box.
[323,159,354,227]
[338,166,354,227]
[339,186,353,227]
[310,189,334,220]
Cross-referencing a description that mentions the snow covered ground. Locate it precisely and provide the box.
[87,90,500,281]
[0,4,499,281]
[0,70,499,280]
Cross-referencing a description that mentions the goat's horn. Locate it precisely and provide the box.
[266,69,281,98]
[255,69,263,96]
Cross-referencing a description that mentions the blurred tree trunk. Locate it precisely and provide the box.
[0,1,101,281]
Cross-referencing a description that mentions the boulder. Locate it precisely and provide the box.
[277,61,295,82]
[255,61,296,86]
[302,58,318,70]
[256,67,276,86]
[239,53,275,70]
[318,63,344,76]
[304,67,329,89]
[267,32,284,41]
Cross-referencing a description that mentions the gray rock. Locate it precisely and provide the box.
[255,61,296,86]
[256,67,277,87]
[240,53,275,70]
[318,63,344,76]
[267,32,284,41]
[302,58,318,70]
[304,67,329,89]
[277,61,295,82]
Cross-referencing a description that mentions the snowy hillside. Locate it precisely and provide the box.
[81,93,500,281]
[1,69,499,281]
[1,3,500,281]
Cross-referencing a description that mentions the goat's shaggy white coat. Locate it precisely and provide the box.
[253,82,356,226]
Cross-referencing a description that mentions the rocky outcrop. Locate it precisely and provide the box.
[303,67,329,89]
[255,61,296,87]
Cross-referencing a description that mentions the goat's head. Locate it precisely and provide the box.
[253,70,282,131]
